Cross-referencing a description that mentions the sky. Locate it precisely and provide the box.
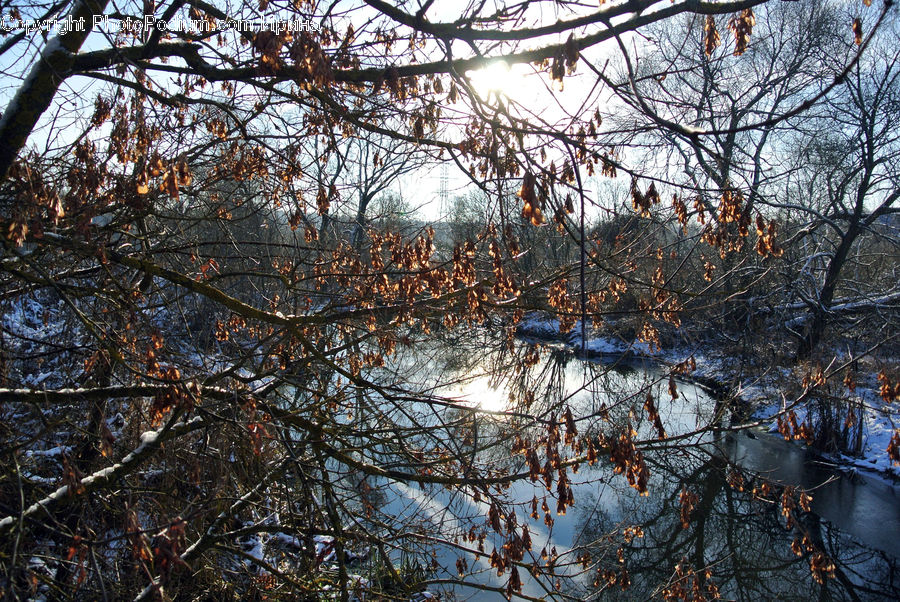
[0,0,630,224]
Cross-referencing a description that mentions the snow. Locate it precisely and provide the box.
[25,445,70,458]
[0,416,205,532]
[516,312,659,357]
[515,312,560,338]
[243,534,265,564]
[90,213,114,227]
[26,555,51,600]
[315,534,337,563]
[22,472,57,485]
[689,349,899,479]
[137,429,159,447]
[774,291,900,315]
[24,371,52,387]
[272,532,303,549]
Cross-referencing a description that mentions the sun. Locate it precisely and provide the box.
[467,60,518,101]
[453,374,509,414]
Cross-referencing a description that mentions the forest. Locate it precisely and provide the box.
[0,0,898,600]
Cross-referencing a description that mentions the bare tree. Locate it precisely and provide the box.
[0,1,897,600]
[784,19,900,356]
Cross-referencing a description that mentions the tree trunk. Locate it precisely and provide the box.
[797,225,859,358]
[0,0,110,180]
[351,195,371,250]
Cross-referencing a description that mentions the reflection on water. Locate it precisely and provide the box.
[725,431,900,560]
[578,435,900,601]
[345,331,900,600]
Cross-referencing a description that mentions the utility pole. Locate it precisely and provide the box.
[438,163,449,219]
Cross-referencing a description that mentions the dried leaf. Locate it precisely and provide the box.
[704,16,721,57]
[728,9,755,56]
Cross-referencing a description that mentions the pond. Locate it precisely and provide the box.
[314,330,900,600]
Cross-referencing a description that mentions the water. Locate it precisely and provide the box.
[725,430,900,559]
[311,331,900,600]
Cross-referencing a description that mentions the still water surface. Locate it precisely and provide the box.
[353,334,900,600]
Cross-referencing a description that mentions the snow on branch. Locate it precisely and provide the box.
[0,415,205,534]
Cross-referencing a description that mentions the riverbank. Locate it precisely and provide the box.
[514,312,900,479]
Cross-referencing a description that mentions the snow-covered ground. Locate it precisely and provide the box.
[515,312,900,478]
[516,312,659,357]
